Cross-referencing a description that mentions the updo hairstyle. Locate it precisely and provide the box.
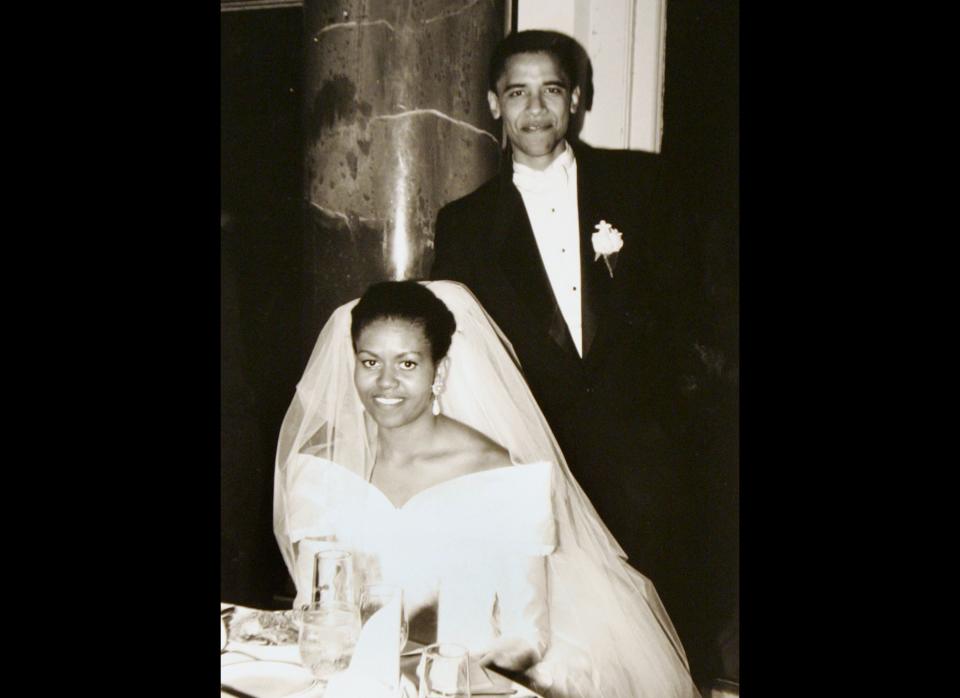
[350,281,457,362]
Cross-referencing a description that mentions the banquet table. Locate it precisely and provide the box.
[221,603,544,698]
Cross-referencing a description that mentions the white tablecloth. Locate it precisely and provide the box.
[221,603,543,698]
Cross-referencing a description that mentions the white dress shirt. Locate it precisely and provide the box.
[512,144,583,356]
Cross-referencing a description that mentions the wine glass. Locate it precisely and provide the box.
[298,602,362,688]
[360,583,409,650]
[312,549,356,608]
[418,643,471,697]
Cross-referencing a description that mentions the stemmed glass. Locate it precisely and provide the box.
[360,583,409,650]
[418,643,471,697]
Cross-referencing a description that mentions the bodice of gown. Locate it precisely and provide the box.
[285,455,556,658]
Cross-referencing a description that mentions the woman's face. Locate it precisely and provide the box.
[354,318,439,430]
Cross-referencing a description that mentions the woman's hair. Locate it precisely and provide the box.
[350,280,457,362]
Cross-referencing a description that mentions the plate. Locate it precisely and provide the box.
[221,660,317,698]
[223,641,302,664]
[317,671,417,698]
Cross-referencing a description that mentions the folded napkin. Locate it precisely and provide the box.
[325,592,402,698]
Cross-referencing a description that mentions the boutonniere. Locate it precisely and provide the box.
[591,220,623,277]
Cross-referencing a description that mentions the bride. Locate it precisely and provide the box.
[274,280,699,697]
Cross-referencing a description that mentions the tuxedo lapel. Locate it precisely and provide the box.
[492,171,555,329]
[575,143,661,371]
[492,166,580,359]
[576,147,615,359]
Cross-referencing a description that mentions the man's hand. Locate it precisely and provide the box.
[478,637,539,672]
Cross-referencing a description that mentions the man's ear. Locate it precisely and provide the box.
[487,90,501,120]
[570,86,581,115]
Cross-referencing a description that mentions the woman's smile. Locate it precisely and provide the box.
[373,396,404,406]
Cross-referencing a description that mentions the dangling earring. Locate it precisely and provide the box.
[431,381,442,416]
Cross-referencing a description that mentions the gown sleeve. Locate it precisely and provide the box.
[284,455,355,607]
[284,454,337,544]
[488,462,554,661]
[488,550,550,661]
[435,462,556,662]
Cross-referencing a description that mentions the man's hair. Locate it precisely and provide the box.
[487,29,593,111]
[351,281,457,362]
[487,30,580,93]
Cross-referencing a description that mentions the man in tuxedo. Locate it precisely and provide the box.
[431,29,704,672]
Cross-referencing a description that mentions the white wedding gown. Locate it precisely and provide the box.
[284,452,699,698]
[287,455,554,661]
[275,281,699,698]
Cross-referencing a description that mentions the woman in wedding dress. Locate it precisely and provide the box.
[274,280,699,698]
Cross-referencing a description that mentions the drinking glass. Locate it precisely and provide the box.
[418,643,471,697]
[295,537,336,609]
[360,583,409,650]
[298,602,362,687]
[312,549,356,608]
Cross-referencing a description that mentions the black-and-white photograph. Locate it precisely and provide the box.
[221,1,738,696]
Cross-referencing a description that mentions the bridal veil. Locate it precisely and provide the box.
[274,280,699,697]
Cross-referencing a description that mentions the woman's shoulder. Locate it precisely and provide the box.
[433,417,513,475]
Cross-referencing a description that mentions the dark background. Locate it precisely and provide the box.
[220,0,739,682]
[22,1,880,693]
[659,0,739,681]
[221,6,304,609]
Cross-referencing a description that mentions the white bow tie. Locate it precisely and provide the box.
[512,164,569,194]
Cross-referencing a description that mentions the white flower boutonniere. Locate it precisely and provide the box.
[591,220,623,277]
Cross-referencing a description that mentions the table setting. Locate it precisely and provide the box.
[221,549,544,698]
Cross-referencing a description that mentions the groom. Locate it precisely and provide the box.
[431,28,698,656]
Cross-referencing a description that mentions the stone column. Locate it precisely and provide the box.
[302,0,506,345]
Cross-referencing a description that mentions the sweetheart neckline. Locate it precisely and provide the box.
[308,456,549,511]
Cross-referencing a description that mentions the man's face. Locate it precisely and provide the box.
[488,51,580,171]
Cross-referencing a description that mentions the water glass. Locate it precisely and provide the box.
[299,602,362,686]
[360,583,409,650]
[312,549,356,608]
[295,537,335,608]
[418,643,471,697]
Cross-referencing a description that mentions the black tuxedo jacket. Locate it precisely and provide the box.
[431,141,695,575]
